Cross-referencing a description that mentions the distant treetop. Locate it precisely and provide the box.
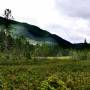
[4,9,14,20]
[84,38,87,44]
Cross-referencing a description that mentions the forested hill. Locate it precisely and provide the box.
[0,16,90,49]
[0,16,72,48]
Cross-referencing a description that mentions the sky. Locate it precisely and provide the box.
[0,0,90,43]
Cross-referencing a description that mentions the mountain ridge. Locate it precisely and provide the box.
[0,16,73,48]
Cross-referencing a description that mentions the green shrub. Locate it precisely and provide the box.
[39,75,70,90]
[72,50,88,60]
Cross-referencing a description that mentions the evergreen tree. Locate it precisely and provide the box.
[3,9,13,50]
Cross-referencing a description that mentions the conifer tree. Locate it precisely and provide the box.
[3,9,13,50]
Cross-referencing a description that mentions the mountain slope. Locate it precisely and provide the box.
[0,17,72,48]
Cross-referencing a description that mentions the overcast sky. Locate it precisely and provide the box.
[0,0,90,43]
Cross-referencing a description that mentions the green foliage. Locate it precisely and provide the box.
[40,75,69,90]
[0,58,89,89]
[72,50,89,60]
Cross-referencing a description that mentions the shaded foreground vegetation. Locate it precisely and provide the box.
[0,58,90,90]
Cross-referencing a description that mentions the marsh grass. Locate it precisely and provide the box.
[0,57,89,90]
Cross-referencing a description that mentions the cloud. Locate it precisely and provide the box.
[55,0,90,19]
[0,0,90,43]
[45,21,90,43]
